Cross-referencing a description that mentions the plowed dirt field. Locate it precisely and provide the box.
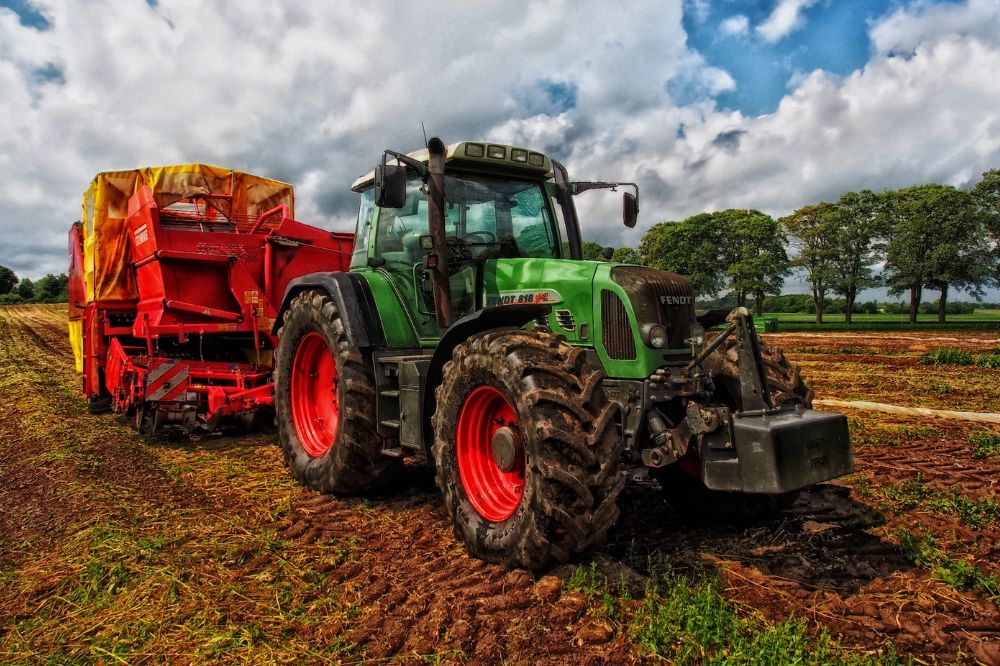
[1,304,998,664]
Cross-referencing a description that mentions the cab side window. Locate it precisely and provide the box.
[350,189,376,269]
[511,184,556,258]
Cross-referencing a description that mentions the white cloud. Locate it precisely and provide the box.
[720,14,749,37]
[1,0,1000,304]
[0,0,710,277]
[536,34,1000,258]
[684,0,710,23]
[756,0,818,43]
[870,0,1000,54]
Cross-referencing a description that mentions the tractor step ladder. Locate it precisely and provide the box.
[374,353,432,458]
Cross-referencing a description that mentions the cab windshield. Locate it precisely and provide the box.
[376,174,562,262]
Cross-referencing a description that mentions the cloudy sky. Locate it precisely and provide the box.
[2,0,999,300]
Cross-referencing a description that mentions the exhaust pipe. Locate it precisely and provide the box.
[426,137,453,329]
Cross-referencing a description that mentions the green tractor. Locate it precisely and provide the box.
[272,138,852,570]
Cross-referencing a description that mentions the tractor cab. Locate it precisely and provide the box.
[348,140,637,342]
[353,169,565,338]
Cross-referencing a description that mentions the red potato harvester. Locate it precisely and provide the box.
[68,165,352,433]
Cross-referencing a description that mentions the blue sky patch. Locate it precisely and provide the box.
[683,0,963,116]
[0,0,49,29]
[515,79,579,115]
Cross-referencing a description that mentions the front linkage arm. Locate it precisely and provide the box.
[642,307,777,469]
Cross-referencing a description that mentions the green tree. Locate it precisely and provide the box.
[640,210,787,308]
[640,213,727,297]
[780,203,840,324]
[884,185,993,323]
[611,247,641,264]
[16,278,34,301]
[0,265,17,294]
[831,190,885,323]
[716,209,788,313]
[582,241,606,261]
[973,169,1000,274]
[973,168,1000,222]
[32,273,69,303]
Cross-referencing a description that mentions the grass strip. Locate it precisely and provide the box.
[566,562,905,665]
[921,348,1000,367]
[854,473,999,530]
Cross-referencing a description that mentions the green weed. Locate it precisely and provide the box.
[974,353,1000,368]
[968,431,1000,459]
[895,529,1000,606]
[880,473,998,529]
[791,346,880,355]
[921,349,973,365]
[928,381,955,395]
[566,562,630,622]
[929,492,999,530]
[631,564,903,665]
[892,424,936,438]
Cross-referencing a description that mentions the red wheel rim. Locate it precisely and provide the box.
[456,385,525,522]
[290,332,338,457]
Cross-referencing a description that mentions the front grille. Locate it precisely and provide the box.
[610,266,694,349]
[601,290,636,360]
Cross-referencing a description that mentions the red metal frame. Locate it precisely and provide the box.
[72,182,353,431]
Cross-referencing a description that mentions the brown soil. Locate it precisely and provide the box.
[764,331,1000,413]
[1,306,998,663]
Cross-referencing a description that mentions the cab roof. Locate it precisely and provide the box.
[351,141,552,192]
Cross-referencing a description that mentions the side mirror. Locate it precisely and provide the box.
[375,164,407,209]
[601,246,614,261]
[623,192,638,228]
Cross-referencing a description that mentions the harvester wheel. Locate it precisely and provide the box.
[432,329,624,570]
[275,290,400,494]
[87,394,112,414]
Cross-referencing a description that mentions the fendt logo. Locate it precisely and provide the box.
[660,295,692,305]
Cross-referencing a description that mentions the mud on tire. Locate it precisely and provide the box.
[274,289,400,494]
[432,329,625,570]
[702,332,814,408]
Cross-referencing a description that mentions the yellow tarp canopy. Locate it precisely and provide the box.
[81,164,295,303]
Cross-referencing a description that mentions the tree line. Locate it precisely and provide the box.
[0,266,69,305]
[3,168,999,320]
[626,169,1000,324]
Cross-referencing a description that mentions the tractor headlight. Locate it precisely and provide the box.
[642,323,668,348]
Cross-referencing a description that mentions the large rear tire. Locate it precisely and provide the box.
[432,329,624,570]
[274,290,400,494]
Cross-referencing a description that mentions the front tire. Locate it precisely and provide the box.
[702,332,813,408]
[432,329,624,570]
[274,290,400,494]
[654,333,810,518]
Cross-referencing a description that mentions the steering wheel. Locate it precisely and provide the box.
[463,231,497,244]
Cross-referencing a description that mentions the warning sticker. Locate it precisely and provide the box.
[485,289,562,307]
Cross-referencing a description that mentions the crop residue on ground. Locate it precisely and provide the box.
[1,305,998,664]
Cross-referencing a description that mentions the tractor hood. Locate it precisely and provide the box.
[481,258,600,346]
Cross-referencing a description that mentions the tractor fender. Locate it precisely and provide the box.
[273,272,385,349]
[421,303,552,453]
